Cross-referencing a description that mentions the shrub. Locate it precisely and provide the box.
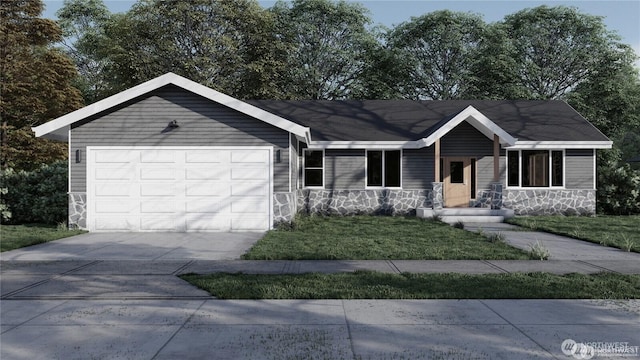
[0,161,68,225]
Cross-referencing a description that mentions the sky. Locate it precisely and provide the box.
[42,0,640,65]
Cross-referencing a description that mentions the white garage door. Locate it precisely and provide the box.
[87,147,272,232]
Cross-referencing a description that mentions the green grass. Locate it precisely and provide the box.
[508,215,640,253]
[0,224,86,252]
[181,271,640,299]
[243,215,529,260]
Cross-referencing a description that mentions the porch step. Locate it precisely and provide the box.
[416,208,514,224]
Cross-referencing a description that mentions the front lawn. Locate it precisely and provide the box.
[508,215,640,253]
[243,215,529,260]
[181,271,640,299]
[0,224,86,252]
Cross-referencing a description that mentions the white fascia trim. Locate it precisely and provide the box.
[307,141,417,150]
[420,105,517,147]
[506,141,613,149]
[32,72,310,141]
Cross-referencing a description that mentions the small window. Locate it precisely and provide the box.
[552,150,563,187]
[450,161,464,183]
[367,150,401,187]
[303,149,323,187]
[507,150,564,188]
[507,151,519,187]
[470,158,476,199]
[523,150,549,187]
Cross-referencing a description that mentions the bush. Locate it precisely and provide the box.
[597,149,640,215]
[0,161,68,225]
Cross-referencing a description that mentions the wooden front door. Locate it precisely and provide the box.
[444,157,471,208]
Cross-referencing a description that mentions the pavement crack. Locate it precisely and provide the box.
[151,299,208,359]
[341,299,358,360]
[482,260,510,273]
[479,300,559,359]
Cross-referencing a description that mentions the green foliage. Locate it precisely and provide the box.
[0,187,11,222]
[243,215,529,260]
[0,0,83,170]
[598,160,640,215]
[182,272,640,299]
[500,5,623,99]
[508,215,640,252]
[385,10,487,100]
[1,161,68,225]
[1,224,86,252]
[271,0,377,99]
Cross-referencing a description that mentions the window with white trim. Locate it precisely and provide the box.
[367,150,401,187]
[507,150,564,187]
[303,149,324,187]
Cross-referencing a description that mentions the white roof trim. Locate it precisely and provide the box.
[419,105,517,147]
[32,72,310,141]
[507,141,613,149]
[307,141,415,150]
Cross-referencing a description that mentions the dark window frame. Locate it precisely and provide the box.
[366,150,402,188]
[303,149,324,188]
[506,150,564,188]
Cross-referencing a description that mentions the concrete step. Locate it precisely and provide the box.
[416,208,514,224]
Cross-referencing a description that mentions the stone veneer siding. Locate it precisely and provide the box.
[296,189,433,216]
[68,193,87,229]
[502,189,596,215]
[273,192,296,225]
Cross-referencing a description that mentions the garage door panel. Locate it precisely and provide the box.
[231,199,268,213]
[140,184,176,196]
[140,200,177,213]
[95,217,135,231]
[95,150,131,163]
[141,216,177,231]
[96,183,131,196]
[186,215,230,231]
[231,167,268,180]
[95,200,133,214]
[231,215,268,230]
[186,198,227,213]
[186,182,231,196]
[140,168,175,180]
[185,168,225,180]
[140,150,175,163]
[186,150,226,163]
[231,151,269,163]
[95,168,132,180]
[231,182,268,196]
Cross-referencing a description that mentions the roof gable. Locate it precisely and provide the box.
[32,73,310,141]
[417,105,516,147]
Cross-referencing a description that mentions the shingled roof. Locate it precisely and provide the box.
[247,100,610,143]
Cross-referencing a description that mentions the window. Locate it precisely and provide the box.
[470,158,476,199]
[367,150,401,187]
[303,149,323,187]
[507,150,564,187]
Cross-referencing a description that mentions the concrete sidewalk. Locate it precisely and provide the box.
[2,298,639,359]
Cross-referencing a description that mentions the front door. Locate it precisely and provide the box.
[444,157,471,208]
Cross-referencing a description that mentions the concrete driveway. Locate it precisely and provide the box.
[0,232,264,261]
[2,230,640,359]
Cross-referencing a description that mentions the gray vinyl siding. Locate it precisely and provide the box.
[565,149,594,189]
[441,121,493,156]
[325,149,365,189]
[70,85,290,192]
[476,153,506,191]
[402,147,434,189]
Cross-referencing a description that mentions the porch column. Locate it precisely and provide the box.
[434,138,440,182]
[493,134,500,181]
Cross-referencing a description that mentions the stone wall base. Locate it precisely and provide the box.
[69,192,87,229]
[296,189,433,216]
[503,189,596,215]
[273,192,296,225]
